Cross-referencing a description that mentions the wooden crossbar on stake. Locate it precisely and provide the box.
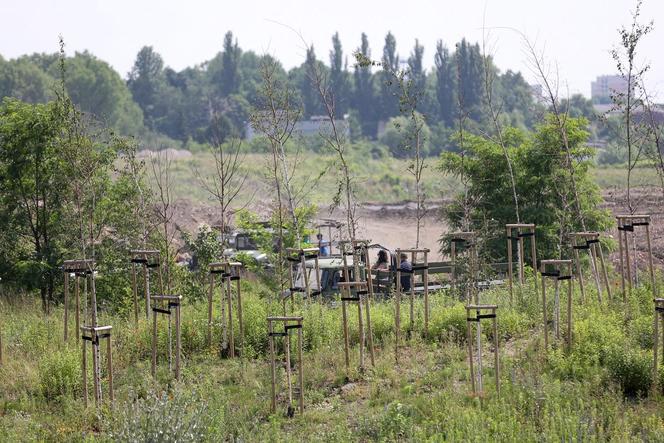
[81,325,113,407]
[616,215,657,302]
[129,250,164,323]
[465,305,500,397]
[653,298,664,389]
[540,260,574,352]
[63,259,94,343]
[151,294,182,379]
[448,232,479,304]
[506,223,537,302]
[569,232,611,303]
[208,261,244,358]
[268,316,304,417]
[338,280,374,374]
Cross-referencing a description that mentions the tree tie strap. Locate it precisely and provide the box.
[289,287,305,293]
[146,263,160,269]
[310,290,321,297]
[518,232,535,238]
[618,225,634,232]
[268,332,288,337]
[284,324,302,331]
[467,313,496,322]
[450,238,468,244]
[131,258,148,264]
[557,275,572,281]
[304,254,318,259]
[541,271,560,277]
[341,296,360,302]
[586,239,600,244]
[152,307,171,315]
[573,244,590,250]
[655,306,664,313]
[506,236,520,241]
[632,221,650,226]
[210,269,225,274]
[229,276,240,281]
[286,257,301,263]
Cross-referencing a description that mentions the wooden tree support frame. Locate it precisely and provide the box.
[465,305,500,397]
[151,295,182,379]
[208,261,244,358]
[284,247,322,309]
[338,281,375,373]
[448,232,479,304]
[616,215,657,302]
[506,223,537,302]
[653,298,664,388]
[569,232,612,303]
[130,250,164,323]
[81,325,113,408]
[540,260,574,352]
[63,259,95,343]
[268,316,304,417]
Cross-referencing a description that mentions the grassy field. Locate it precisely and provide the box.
[1,272,664,441]
[165,151,662,206]
[172,151,459,205]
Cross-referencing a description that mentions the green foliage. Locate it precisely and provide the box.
[38,349,81,401]
[439,115,612,260]
[380,114,431,158]
[181,224,222,302]
[107,390,208,442]
[606,346,653,397]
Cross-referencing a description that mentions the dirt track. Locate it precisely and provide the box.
[171,187,663,268]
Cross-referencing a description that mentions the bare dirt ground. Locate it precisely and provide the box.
[170,187,663,269]
[601,187,664,268]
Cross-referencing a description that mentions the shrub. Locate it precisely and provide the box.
[632,314,654,350]
[38,349,81,401]
[606,346,653,397]
[107,390,208,442]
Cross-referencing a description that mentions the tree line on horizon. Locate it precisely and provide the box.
[0,31,552,153]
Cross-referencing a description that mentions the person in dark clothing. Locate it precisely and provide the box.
[399,253,412,291]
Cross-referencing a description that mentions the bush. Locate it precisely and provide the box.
[606,346,653,397]
[107,390,208,442]
[632,314,655,350]
[38,349,81,401]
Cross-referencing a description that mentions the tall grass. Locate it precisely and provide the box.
[1,274,664,441]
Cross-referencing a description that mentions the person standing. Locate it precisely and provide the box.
[317,233,330,257]
[399,253,412,291]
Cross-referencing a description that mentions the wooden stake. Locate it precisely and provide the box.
[465,305,499,397]
[507,227,513,302]
[267,316,304,416]
[618,220,626,301]
[64,271,69,342]
[131,262,138,325]
[646,223,657,298]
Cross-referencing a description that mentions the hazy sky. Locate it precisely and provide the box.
[1,0,663,98]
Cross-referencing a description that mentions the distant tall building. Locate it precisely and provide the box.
[591,75,628,104]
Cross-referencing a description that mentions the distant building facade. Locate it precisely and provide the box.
[591,75,628,104]
[245,114,350,141]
